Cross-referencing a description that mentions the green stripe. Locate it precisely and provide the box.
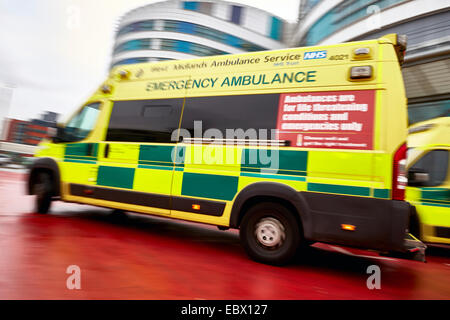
[240,167,305,176]
[138,164,174,171]
[277,169,306,176]
[421,189,450,202]
[65,155,97,161]
[97,166,135,189]
[240,172,306,182]
[138,160,173,167]
[307,183,370,197]
[421,201,450,208]
[182,173,238,201]
[374,188,390,199]
[64,159,97,164]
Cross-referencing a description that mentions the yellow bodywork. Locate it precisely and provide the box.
[35,34,409,228]
[406,117,450,244]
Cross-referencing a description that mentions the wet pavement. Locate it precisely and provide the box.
[0,169,449,299]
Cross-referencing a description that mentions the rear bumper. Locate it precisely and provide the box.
[300,192,421,253]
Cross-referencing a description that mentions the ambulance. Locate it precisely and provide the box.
[28,34,424,264]
[407,116,450,245]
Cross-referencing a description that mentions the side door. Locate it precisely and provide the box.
[407,148,450,243]
[95,98,184,216]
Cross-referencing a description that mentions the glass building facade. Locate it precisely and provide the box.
[299,0,450,125]
[112,0,287,68]
[305,0,408,45]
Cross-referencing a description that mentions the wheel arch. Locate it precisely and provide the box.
[408,204,421,239]
[229,182,313,239]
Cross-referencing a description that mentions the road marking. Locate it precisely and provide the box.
[328,245,395,261]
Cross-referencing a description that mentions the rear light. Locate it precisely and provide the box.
[395,34,407,65]
[392,143,407,200]
[350,66,372,79]
[397,34,408,48]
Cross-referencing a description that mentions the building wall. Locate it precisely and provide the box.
[294,0,450,125]
[112,0,288,68]
[4,118,52,146]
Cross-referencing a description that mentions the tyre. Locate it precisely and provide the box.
[32,172,53,214]
[240,202,301,265]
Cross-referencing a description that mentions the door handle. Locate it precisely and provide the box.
[104,144,110,158]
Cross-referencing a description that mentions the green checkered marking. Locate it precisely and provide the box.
[241,149,308,176]
[181,172,238,201]
[419,188,450,207]
[97,166,135,189]
[373,189,390,199]
[139,145,185,168]
[64,143,98,161]
[421,188,450,202]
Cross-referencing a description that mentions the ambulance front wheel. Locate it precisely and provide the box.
[32,171,54,214]
[240,202,301,265]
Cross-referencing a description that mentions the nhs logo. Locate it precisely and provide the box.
[304,50,327,60]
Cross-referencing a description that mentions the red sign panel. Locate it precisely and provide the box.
[276,90,375,150]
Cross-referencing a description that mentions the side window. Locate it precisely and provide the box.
[409,149,449,186]
[180,94,279,140]
[63,102,101,142]
[106,99,183,143]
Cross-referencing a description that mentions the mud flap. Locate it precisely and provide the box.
[381,233,427,262]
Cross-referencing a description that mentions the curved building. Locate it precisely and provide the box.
[112,0,288,68]
[294,0,450,124]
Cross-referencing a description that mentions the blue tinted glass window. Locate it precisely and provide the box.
[164,20,179,31]
[231,6,242,24]
[306,0,408,45]
[225,34,240,47]
[183,1,199,11]
[176,40,191,53]
[179,21,195,34]
[117,19,268,53]
[270,17,282,40]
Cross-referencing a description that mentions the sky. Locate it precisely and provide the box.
[0,0,300,122]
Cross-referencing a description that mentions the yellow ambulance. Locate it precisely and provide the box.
[29,34,423,264]
[406,117,450,245]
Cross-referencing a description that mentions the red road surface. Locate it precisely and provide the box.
[1,170,449,299]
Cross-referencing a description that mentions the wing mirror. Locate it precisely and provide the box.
[51,123,66,143]
[408,168,430,186]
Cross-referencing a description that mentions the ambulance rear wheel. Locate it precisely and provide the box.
[33,171,53,214]
[240,202,301,265]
